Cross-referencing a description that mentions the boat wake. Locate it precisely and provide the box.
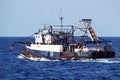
[76,58,120,63]
[113,47,120,58]
[18,54,120,63]
[18,54,59,62]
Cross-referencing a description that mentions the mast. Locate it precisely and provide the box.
[81,19,91,40]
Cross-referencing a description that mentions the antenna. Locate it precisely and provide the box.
[38,9,42,32]
[59,8,64,30]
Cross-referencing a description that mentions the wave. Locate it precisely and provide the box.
[18,55,59,62]
[71,58,120,64]
[18,54,120,63]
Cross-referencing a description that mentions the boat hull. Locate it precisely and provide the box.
[20,48,115,60]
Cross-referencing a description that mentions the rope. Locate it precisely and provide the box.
[7,33,35,52]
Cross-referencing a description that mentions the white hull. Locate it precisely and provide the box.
[26,44,63,52]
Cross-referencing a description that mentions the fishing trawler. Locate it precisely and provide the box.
[19,17,115,60]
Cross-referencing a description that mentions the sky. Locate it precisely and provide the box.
[0,0,120,37]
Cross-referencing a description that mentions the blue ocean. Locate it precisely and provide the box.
[0,37,120,80]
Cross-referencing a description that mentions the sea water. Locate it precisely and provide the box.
[0,37,120,80]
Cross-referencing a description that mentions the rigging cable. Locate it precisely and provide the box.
[9,33,35,52]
